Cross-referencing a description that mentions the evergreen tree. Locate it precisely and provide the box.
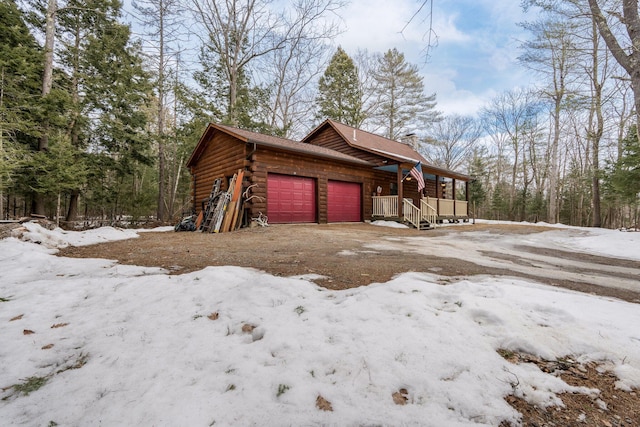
[89,34,151,174]
[195,41,272,133]
[60,0,152,219]
[0,0,42,142]
[371,48,441,140]
[26,134,87,223]
[0,0,43,217]
[468,150,488,216]
[56,0,124,220]
[490,183,510,220]
[610,126,640,204]
[316,47,364,127]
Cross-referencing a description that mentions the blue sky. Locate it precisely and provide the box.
[335,0,534,116]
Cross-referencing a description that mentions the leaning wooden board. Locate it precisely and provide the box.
[222,169,244,232]
[213,173,236,233]
[194,211,204,230]
[212,192,231,233]
[219,174,236,232]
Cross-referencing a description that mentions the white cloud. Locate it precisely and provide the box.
[330,0,534,118]
[423,72,491,117]
[432,12,472,44]
[335,0,417,54]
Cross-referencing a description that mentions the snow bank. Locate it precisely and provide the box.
[371,220,410,229]
[1,223,639,426]
[477,219,640,261]
[8,221,172,249]
[545,227,640,261]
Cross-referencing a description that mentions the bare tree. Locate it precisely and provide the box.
[584,15,608,227]
[400,0,437,63]
[134,0,183,222]
[353,48,389,132]
[588,0,640,131]
[481,88,542,221]
[191,0,291,126]
[261,0,344,137]
[520,16,579,223]
[421,114,483,171]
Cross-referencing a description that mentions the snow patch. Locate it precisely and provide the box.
[370,220,409,229]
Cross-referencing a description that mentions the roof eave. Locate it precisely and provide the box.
[251,138,373,166]
[186,123,251,168]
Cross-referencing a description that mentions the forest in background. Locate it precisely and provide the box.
[0,0,639,228]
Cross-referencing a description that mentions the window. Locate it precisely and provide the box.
[390,182,398,196]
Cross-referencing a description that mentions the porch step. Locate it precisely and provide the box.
[418,220,434,230]
[405,220,434,230]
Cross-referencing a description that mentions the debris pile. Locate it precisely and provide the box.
[196,169,248,233]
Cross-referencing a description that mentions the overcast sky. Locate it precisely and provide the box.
[334,0,534,116]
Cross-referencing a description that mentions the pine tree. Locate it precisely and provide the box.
[26,134,87,224]
[610,126,640,204]
[468,150,488,216]
[59,0,152,219]
[0,0,43,217]
[316,47,364,127]
[57,0,123,220]
[195,41,271,133]
[371,48,440,140]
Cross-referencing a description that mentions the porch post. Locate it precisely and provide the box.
[452,178,457,216]
[465,181,469,201]
[397,164,404,218]
[435,175,440,198]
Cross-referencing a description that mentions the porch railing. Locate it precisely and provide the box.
[438,199,454,216]
[373,196,469,219]
[455,200,468,217]
[403,199,421,228]
[420,199,437,225]
[372,195,398,217]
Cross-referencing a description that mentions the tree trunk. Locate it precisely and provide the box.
[56,192,61,227]
[588,0,640,131]
[548,98,561,224]
[66,17,81,222]
[156,5,166,223]
[66,190,79,222]
[33,0,57,216]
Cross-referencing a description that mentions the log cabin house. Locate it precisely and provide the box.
[186,119,472,229]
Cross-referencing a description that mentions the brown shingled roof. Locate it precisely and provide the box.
[187,123,372,168]
[325,120,428,164]
[303,119,471,181]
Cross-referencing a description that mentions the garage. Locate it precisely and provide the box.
[267,174,316,223]
[328,180,361,222]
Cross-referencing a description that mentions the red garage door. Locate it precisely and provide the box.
[267,174,316,224]
[328,180,361,222]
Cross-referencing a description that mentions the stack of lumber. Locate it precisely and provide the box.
[197,169,246,233]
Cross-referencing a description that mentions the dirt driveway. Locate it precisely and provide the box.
[59,222,640,304]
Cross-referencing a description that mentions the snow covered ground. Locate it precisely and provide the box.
[1,222,639,426]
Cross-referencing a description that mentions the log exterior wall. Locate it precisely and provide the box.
[306,126,384,164]
[189,132,247,213]
[246,148,375,223]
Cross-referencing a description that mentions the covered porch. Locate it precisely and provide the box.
[372,195,469,229]
[370,161,472,229]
